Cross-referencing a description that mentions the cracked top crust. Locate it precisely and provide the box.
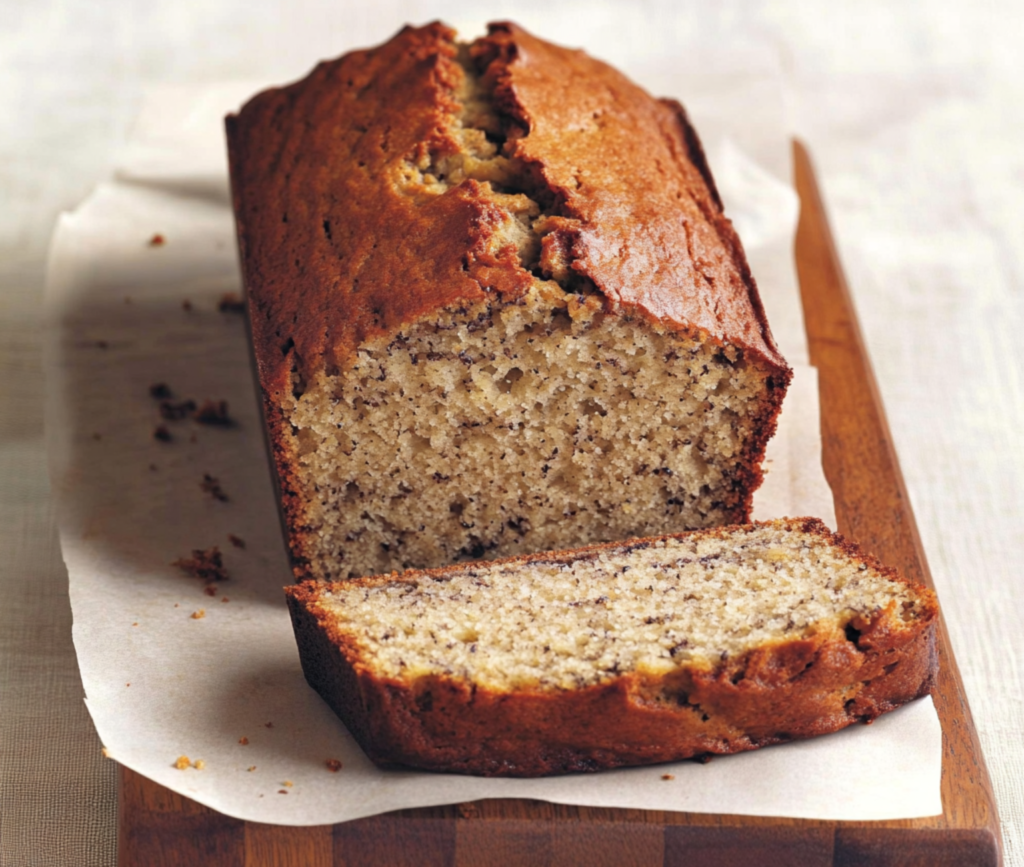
[226,20,788,401]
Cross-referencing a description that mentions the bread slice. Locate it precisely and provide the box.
[227,22,791,581]
[285,518,938,776]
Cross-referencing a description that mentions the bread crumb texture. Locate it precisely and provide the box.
[313,523,931,692]
[287,285,771,578]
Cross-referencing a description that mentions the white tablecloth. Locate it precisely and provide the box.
[2,1,1021,864]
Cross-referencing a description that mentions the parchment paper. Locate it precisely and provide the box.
[44,69,941,824]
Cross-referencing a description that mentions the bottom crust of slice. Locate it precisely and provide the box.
[285,523,938,777]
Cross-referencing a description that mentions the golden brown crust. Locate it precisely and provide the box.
[285,519,939,776]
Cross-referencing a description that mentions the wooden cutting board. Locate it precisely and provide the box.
[117,143,1004,867]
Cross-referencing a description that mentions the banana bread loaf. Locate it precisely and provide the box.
[227,21,792,581]
[285,518,938,776]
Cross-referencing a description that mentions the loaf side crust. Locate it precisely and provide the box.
[286,518,939,776]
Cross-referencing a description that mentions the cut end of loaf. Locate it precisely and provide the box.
[283,285,780,579]
[294,519,937,692]
[286,519,939,775]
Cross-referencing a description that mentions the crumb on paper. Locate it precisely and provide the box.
[661,774,675,781]
[239,737,249,745]
[172,547,227,583]
[193,399,232,426]
[132,622,138,627]
[282,781,293,788]
[325,759,343,773]
[174,603,179,608]
[277,790,288,795]
[203,585,217,597]
[194,760,206,770]
[218,292,245,313]
[182,299,193,312]
[149,382,172,399]
[247,766,257,772]
[228,534,246,549]
[200,473,229,502]
[159,399,196,421]
[221,597,230,603]
[148,233,165,247]
[174,755,191,770]
[126,683,130,687]
[191,609,205,620]
[153,425,172,442]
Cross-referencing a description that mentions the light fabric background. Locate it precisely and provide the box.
[1,0,1021,863]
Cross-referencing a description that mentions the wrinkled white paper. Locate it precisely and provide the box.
[45,72,940,825]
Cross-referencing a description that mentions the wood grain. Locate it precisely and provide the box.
[117,143,1004,866]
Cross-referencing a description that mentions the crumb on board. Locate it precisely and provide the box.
[148,233,165,247]
[201,473,229,502]
[153,425,172,442]
[218,292,245,313]
[149,382,172,399]
[92,433,102,441]
[325,759,343,773]
[149,463,158,471]
[191,609,206,620]
[264,722,273,729]
[96,340,108,349]
[194,399,232,426]
[661,774,675,781]
[182,299,193,311]
[172,547,228,583]
[228,533,246,549]
[239,737,249,745]
[101,747,110,758]
[174,755,191,770]
[159,399,196,421]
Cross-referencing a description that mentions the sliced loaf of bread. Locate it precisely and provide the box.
[285,518,938,776]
